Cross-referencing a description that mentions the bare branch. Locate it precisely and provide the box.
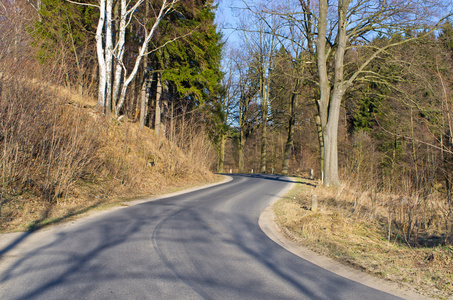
[65,0,99,8]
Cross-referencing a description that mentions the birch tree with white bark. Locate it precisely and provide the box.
[74,0,180,116]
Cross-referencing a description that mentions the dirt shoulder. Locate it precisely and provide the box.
[259,178,438,300]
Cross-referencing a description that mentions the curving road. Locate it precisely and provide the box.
[0,174,402,299]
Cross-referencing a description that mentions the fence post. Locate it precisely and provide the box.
[312,194,318,212]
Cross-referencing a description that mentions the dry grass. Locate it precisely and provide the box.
[0,76,218,233]
[274,178,453,299]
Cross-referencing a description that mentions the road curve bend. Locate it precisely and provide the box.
[0,174,404,299]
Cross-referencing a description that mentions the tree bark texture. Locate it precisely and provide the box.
[154,73,163,136]
[316,0,350,186]
[96,0,106,111]
[282,92,296,176]
[238,129,245,173]
[218,133,226,173]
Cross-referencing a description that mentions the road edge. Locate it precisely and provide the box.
[121,175,233,206]
[0,175,233,251]
[258,177,432,300]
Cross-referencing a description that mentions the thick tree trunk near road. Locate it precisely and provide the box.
[316,0,349,186]
[323,89,342,187]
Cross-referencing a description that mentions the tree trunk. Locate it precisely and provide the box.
[282,92,296,176]
[218,133,226,173]
[154,73,163,136]
[170,99,174,142]
[323,90,342,187]
[315,114,324,175]
[96,0,106,111]
[260,107,267,173]
[238,128,245,173]
[161,82,168,137]
[316,0,349,186]
[139,72,150,129]
[104,0,114,117]
[116,0,174,116]
[112,0,126,114]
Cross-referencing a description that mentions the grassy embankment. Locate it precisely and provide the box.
[274,178,453,299]
[0,75,218,233]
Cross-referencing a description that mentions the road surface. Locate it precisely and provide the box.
[0,174,402,299]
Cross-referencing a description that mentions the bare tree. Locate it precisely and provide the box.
[254,0,450,185]
[240,3,282,173]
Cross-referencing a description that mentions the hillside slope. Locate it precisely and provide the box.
[0,75,218,232]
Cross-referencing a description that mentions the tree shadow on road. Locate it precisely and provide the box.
[220,173,318,187]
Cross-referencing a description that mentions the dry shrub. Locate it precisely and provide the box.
[274,180,453,299]
[172,113,217,174]
[336,130,452,245]
[96,118,215,197]
[0,75,217,231]
[0,76,99,204]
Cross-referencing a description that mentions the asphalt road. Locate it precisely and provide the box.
[0,174,402,299]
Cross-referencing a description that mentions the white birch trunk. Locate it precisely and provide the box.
[116,0,177,116]
[112,0,126,114]
[96,0,106,112]
[104,0,114,116]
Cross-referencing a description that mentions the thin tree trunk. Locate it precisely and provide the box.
[161,82,168,138]
[154,73,163,136]
[315,114,324,175]
[238,128,245,173]
[260,108,267,173]
[112,0,126,114]
[139,73,150,129]
[282,92,296,176]
[116,0,175,116]
[218,133,226,173]
[170,99,174,142]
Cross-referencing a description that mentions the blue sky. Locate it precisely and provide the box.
[214,0,244,47]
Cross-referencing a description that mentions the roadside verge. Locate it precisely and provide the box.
[258,177,432,300]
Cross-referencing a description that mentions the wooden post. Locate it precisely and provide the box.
[312,194,318,212]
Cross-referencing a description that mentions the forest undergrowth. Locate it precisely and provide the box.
[274,178,453,299]
[0,74,218,233]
